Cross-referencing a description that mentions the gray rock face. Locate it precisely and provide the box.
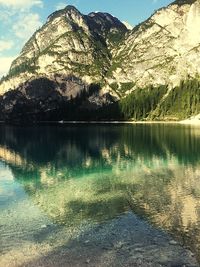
[109,0,200,91]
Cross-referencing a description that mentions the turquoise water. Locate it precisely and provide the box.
[1,124,200,265]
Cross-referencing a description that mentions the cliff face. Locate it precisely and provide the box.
[0,0,200,122]
[108,0,200,91]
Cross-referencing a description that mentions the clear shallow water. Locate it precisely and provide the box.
[0,124,200,266]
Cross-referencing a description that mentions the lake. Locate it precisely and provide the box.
[0,123,200,267]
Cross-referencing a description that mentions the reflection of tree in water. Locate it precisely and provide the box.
[1,123,200,166]
[1,124,200,259]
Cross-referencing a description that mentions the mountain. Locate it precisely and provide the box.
[0,0,200,123]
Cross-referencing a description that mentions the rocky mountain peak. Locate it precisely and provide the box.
[87,12,127,34]
[170,0,197,6]
[46,5,89,34]
[0,0,200,123]
[47,5,81,21]
[63,5,80,12]
[88,11,120,25]
[0,4,128,97]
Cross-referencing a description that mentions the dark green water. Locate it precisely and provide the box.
[1,123,200,265]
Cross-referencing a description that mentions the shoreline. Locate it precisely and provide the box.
[0,120,200,125]
[4,212,197,267]
[39,120,200,126]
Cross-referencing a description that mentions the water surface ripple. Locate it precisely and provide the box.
[0,124,200,266]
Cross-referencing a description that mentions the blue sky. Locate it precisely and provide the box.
[0,0,172,78]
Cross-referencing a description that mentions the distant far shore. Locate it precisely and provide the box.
[48,120,179,124]
[0,120,200,125]
[44,119,200,125]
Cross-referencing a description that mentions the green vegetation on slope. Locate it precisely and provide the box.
[1,60,38,82]
[119,85,168,120]
[154,79,200,120]
[118,79,200,121]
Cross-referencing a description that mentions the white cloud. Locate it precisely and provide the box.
[0,0,43,9]
[0,40,14,52]
[56,2,67,10]
[0,1,43,79]
[0,56,15,77]
[12,13,42,40]
[0,9,15,23]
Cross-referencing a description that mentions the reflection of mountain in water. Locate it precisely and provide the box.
[1,124,200,260]
[1,124,200,165]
